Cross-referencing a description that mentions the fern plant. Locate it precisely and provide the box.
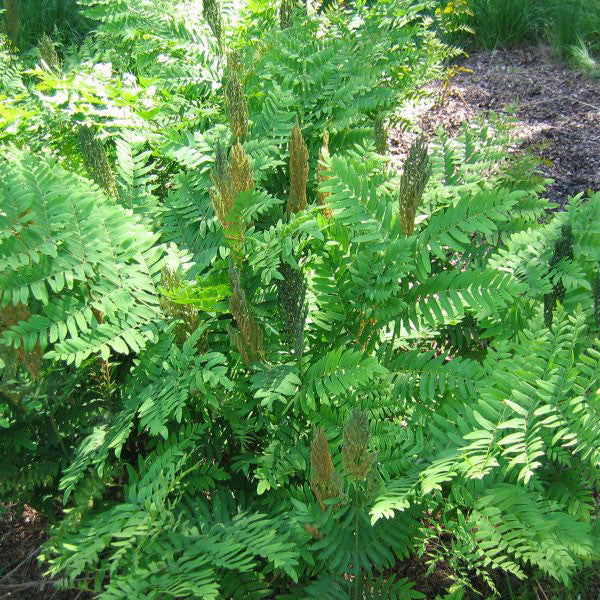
[36,112,595,597]
[2,3,600,598]
[0,149,164,366]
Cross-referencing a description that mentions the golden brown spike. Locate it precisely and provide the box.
[317,131,332,219]
[211,142,253,245]
[78,126,119,198]
[279,0,293,28]
[228,324,251,368]
[229,141,253,195]
[399,135,430,236]
[310,427,336,511]
[210,144,235,227]
[212,141,230,188]
[38,34,61,72]
[287,122,309,219]
[372,114,387,155]
[227,142,252,244]
[224,65,249,142]
[203,0,223,50]
[342,409,375,482]
[304,524,322,539]
[228,265,265,365]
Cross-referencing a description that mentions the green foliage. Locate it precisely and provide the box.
[1,2,600,598]
[452,0,600,66]
[466,0,538,50]
[543,0,600,65]
[0,149,164,366]
[4,0,89,50]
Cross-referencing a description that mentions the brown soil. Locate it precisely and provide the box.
[390,45,600,208]
[0,506,85,600]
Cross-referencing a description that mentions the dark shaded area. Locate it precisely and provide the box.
[3,0,91,51]
[0,506,88,599]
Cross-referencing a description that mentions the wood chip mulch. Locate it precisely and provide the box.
[0,506,86,600]
[389,45,600,207]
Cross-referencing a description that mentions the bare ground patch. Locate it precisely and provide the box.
[390,46,600,207]
[0,506,87,600]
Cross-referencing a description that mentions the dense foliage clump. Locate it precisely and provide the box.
[1,1,600,598]
[437,0,600,73]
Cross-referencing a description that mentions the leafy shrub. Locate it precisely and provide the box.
[455,0,538,50]
[2,0,89,50]
[543,0,600,69]
[449,0,600,68]
[1,1,600,598]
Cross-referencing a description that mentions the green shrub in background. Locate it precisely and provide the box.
[437,0,600,72]
[467,0,538,50]
[543,0,600,73]
[2,0,89,50]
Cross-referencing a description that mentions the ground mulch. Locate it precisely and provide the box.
[0,506,86,600]
[389,45,600,208]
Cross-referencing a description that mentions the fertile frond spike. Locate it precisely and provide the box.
[78,126,118,198]
[228,264,264,366]
[202,0,223,49]
[310,427,338,510]
[317,131,332,218]
[226,50,243,73]
[279,0,293,28]
[342,409,375,482]
[210,142,252,244]
[229,141,253,195]
[38,34,61,72]
[544,224,574,327]
[225,141,253,245]
[287,122,309,219]
[276,262,308,357]
[212,141,229,185]
[399,135,430,236]
[228,323,251,368]
[224,64,249,142]
[210,144,236,230]
[372,113,387,155]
